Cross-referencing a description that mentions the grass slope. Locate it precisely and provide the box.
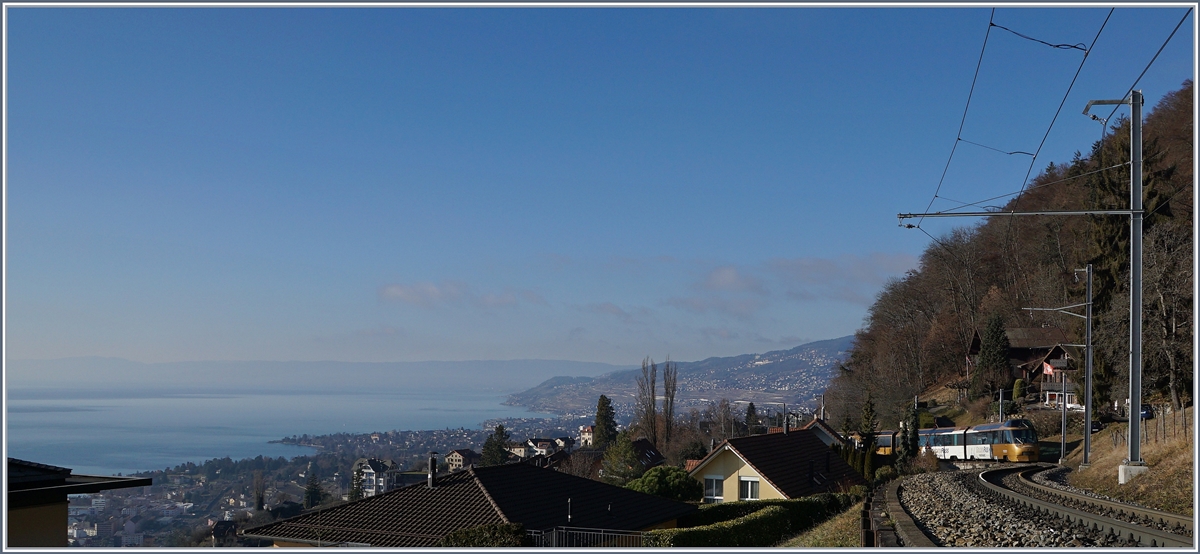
[1061,406,1194,517]
[776,501,864,547]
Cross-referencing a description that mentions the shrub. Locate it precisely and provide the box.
[438,523,527,547]
[646,494,858,547]
[874,465,897,483]
[625,466,703,502]
[847,484,868,497]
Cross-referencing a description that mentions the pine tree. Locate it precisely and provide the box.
[859,394,877,482]
[481,424,511,467]
[601,430,644,486]
[303,464,322,509]
[593,395,618,449]
[744,402,759,435]
[348,468,364,502]
[977,314,1011,399]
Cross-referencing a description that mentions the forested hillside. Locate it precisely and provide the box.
[824,81,1193,430]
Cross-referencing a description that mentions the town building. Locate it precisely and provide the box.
[351,458,401,497]
[579,425,595,447]
[444,449,480,471]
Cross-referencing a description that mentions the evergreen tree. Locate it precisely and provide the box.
[348,468,364,502]
[593,395,618,449]
[977,314,1012,399]
[744,402,759,434]
[896,403,919,466]
[601,430,644,486]
[859,394,877,482]
[303,464,322,509]
[481,424,512,467]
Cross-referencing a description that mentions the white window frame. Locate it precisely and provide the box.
[739,477,760,501]
[703,475,724,504]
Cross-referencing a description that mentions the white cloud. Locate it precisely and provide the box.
[379,281,545,310]
[767,253,918,306]
[701,266,767,294]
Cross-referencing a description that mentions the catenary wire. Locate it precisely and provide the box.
[1101,8,1194,132]
[1010,8,1113,206]
[958,138,1035,156]
[990,22,1087,51]
[920,9,995,228]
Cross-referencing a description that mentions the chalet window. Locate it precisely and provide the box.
[738,478,759,501]
[703,477,723,503]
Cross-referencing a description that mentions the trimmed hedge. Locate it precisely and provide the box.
[643,493,858,547]
[438,523,528,547]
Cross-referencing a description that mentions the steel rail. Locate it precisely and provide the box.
[1015,466,1193,536]
[977,465,1192,547]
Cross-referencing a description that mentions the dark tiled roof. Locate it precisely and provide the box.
[630,438,666,469]
[8,458,151,508]
[8,458,72,488]
[1005,327,1069,349]
[800,418,846,446]
[690,430,866,499]
[243,462,695,547]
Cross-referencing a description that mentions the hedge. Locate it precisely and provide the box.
[438,523,528,547]
[643,493,859,547]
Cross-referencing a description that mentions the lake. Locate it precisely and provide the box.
[5,388,553,476]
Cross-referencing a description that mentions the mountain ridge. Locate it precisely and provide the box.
[504,335,855,416]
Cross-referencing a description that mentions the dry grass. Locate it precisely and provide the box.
[777,501,864,547]
[1062,407,1194,517]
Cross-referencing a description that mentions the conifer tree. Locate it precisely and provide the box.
[593,395,618,449]
[303,464,322,509]
[481,424,511,467]
[601,430,644,486]
[744,402,759,434]
[977,314,1011,399]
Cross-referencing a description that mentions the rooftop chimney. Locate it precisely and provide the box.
[427,452,438,489]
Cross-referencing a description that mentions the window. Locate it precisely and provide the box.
[739,478,759,501]
[703,477,723,503]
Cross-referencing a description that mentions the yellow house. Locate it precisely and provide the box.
[687,429,865,503]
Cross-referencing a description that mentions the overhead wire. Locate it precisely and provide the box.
[957,138,1034,156]
[936,161,1132,213]
[1100,8,1194,135]
[1010,8,1114,207]
[920,8,996,228]
[990,22,1088,51]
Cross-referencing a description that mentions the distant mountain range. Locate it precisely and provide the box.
[5,357,632,397]
[504,335,855,416]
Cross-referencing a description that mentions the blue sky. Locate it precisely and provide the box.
[4,5,1194,365]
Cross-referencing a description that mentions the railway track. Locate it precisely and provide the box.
[975,464,1193,547]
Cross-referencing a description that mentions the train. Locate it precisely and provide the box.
[869,419,1040,462]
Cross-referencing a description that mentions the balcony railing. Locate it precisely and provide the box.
[526,526,645,547]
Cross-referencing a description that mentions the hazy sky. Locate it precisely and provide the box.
[5,4,1194,365]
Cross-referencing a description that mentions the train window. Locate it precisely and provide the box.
[952,434,962,446]
[1010,428,1036,444]
[877,435,891,447]
[919,435,930,447]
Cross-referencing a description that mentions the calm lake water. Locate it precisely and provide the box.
[6,389,552,476]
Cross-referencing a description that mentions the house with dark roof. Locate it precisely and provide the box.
[241,462,697,547]
[686,429,865,504]
[800,417,847,447]
[968,326,1076,384]
[7,458,152,547]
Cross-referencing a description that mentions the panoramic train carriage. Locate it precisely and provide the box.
[917,419,1039,462]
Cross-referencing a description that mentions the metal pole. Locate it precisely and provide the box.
[1128,90,1145,468]
[1060,368,1067,464]
[1082,264,1094,467]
